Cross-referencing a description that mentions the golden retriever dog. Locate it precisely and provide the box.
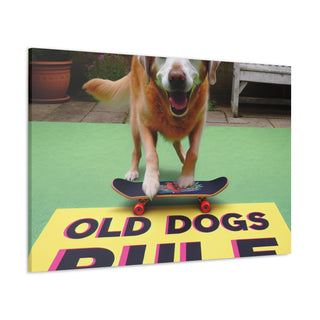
[83,55,219,198]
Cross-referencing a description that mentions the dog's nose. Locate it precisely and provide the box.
[169,70,186,91]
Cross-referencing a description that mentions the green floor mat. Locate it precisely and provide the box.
[28,122,291,251]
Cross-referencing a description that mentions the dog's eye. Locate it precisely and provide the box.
[155,57,166,68]
[190,59,201,69]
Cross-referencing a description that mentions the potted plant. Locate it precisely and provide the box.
[29,48,73,102]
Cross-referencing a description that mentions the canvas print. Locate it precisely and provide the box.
[28,48,291,272]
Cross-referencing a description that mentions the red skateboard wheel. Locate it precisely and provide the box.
[133,202,145,215]
[200,200,211,213]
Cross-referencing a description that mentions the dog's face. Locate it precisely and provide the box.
[138,56,219,117]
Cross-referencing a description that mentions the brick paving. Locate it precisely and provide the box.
[29,100,291,129]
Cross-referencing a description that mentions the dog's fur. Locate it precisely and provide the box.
[83,56,219,198]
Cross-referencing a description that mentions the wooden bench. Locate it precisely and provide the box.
[231,63,291,117]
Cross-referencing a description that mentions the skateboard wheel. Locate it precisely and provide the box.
[200,200,211,213]
[134,202,145,215]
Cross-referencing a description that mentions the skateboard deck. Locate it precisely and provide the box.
[111,177,229,215]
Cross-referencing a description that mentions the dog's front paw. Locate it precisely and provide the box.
[125,170,139,181]
[178,174,195,189]
[142,176,160,198]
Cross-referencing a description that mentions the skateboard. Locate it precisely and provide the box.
[111,177,229,215]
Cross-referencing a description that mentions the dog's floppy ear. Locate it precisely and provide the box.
[208,61,220,85]
[138,56,153,84]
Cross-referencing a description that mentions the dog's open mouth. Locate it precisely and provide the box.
[168,90,191,116]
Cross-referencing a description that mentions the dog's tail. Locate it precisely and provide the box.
[82,73,130,107]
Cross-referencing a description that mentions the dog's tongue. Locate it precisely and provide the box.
[169,91,187,110]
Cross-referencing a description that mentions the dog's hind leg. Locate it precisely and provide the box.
[125,114,141,181]
[173,140,185,164]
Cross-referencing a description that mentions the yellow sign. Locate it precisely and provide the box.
[29,203,291,272]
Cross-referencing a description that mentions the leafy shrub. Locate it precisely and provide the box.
[85,53,131,81]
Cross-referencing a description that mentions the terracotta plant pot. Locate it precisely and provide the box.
[30,60,72,102]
